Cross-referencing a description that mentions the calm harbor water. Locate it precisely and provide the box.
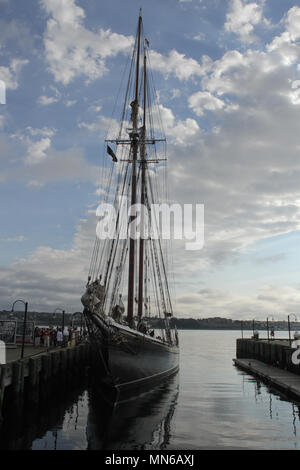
[2,330,300,450]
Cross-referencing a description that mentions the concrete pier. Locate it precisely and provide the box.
[236,338,298,370]
[235,337,300,399]
[233,359,300,400]
[0,342,91,427]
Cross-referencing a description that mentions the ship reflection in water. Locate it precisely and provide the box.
[0,375,179,450]
[87,375,179,450]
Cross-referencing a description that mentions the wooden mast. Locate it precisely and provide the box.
[127,11,142,327]
[138,46,147,319]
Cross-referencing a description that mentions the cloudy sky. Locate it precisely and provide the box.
[1,0,300,320]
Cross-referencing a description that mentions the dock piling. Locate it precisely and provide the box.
[0,341,91,432]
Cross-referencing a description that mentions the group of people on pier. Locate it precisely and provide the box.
[34,326,86,348]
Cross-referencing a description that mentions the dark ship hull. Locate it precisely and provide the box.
[85,311,179,402]
[108,326,179,400]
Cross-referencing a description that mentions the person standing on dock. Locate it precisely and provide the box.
[63,328,68,347]
[271,328,275,340]
[43,328,50,348]
[34,327,40,347]
[56,328,63,347]
[50,328,57,348]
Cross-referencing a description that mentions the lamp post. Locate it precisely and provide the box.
[288,314,297,347]
[11,299,28,359]
[53,308,65,332]
[266,317,270,342]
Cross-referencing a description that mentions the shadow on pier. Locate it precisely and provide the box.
[0,341,92,449]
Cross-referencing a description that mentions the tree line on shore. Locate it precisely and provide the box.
[1,311,299,330]
[150,317,300,330]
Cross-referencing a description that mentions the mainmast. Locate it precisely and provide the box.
[103,10,168,331]
[127,11,142,327]
[137,46,147,319]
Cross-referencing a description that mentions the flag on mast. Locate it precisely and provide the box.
[107,145,118,162]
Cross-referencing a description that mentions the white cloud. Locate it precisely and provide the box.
[225,0,264,43]
[25,137,51,165]
[0,213,99,311]
[0,235,25,242]
[284,6,300,42]
[149,49,210,81]
[170,89,181,99]
[193,32,206,41]
[65,99,77,107]
[88,103,102,113]
[176,284,300,319]
[78,114,120,140]
[40,0,134,85]
[0,58,28,90]
[150,103,201,144]
[26,126,56,138]
[38,95,59,105]
[38,85,61,105]
[188,91,226,116]
[267,7,300,66]
[10,126,57,166]
[200,48,279,100]
[1,146,101,187]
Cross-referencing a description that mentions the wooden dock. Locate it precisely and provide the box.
[235,337,300,401]
[0,341,91,427]
[233,358,300,400]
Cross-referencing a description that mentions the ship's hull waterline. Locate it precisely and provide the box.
[86,312,179,402]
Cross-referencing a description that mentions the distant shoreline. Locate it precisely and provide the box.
[1,311,298,332]
[175,327,290,331]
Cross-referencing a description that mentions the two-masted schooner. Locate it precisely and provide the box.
[81,11,179,402]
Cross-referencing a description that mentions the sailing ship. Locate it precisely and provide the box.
[81,11,179,402]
